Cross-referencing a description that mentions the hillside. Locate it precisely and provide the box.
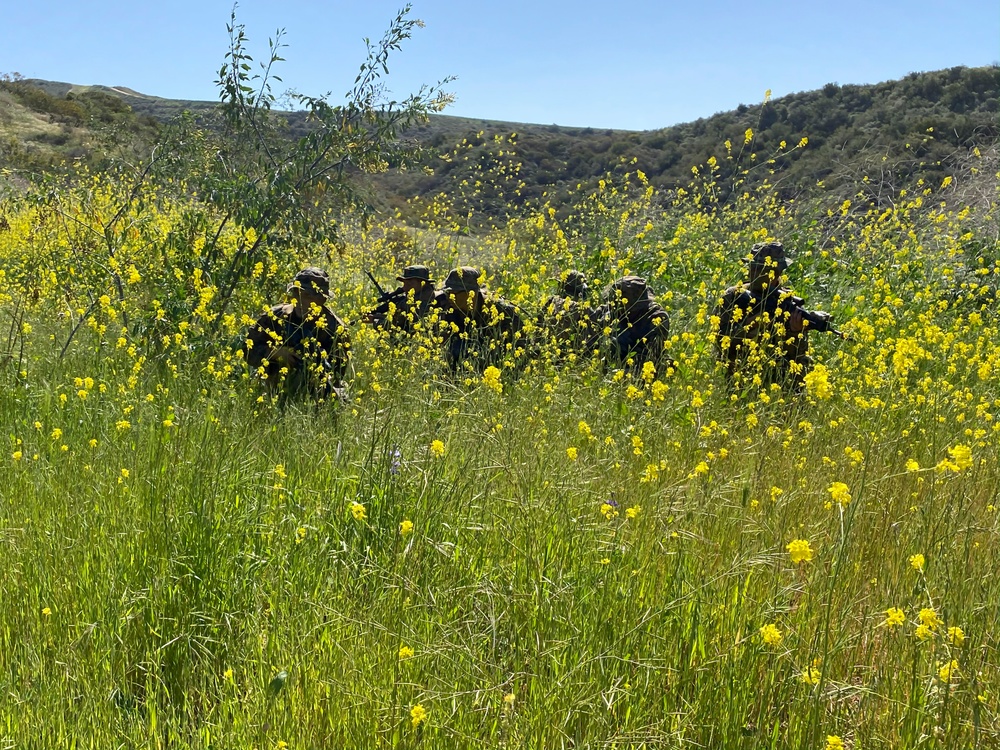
[0,78,159,176]
[376,65,999,218]
[2,66,997,214]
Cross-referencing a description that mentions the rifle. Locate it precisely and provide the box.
[789,296,851,341]
[363,271,405,322]
[365,270,388,299]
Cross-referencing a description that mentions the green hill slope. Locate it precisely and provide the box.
[2,66,997,214]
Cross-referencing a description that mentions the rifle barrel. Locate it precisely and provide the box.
[365,271,386,298]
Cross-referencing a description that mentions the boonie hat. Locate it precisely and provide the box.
[396,265,434,283]
[606,275,649,303]
[560,269,589,297]
[441,267,482,293]
[748,241,790,271]
[287,267,331,298]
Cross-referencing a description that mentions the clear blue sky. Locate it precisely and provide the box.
[3,0,997,130]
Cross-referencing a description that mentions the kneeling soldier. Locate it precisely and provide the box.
[602,276,672,374]
[714,241,834,390]
[436,266,525,372]
[244,267,350,402]
[537,270,602,355]
[363,265,437,333]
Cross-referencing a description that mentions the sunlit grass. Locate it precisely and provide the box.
[0,143,998,748]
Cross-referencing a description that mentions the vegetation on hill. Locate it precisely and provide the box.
[2,66,997,220]
[0,75,159,176]
[374,65,998,221]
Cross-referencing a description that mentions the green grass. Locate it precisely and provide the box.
[0,146,998,748]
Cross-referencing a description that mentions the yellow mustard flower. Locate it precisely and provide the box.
[410,703,427,728]
[759,623,782,646]
[884,607,906,628]
[786,539,814,564]
[827,482,851,507]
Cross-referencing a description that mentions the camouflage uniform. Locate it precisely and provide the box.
[602,276,671,373]
[714,241,833,388]
[244,267,350,400]
[366,265,437,334]
[435,267,525,372]
[537,270,603,353]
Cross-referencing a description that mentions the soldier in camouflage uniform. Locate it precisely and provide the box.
[602,275,672,374]
[536,270,602,354]
[244,267,350,402]
[435,266,525,372]
[714,241,833,389]
[363,265,437,334]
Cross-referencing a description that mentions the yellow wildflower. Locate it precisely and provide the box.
[786,539,814,564]
[482,366,503,394]
[938,659,959,682]
[759,623,782,646]
[948,444,973,470]
[410,703,427,728]
[884,607,906,628]
[803,364,833,399]
[801,665,821,685]
[827,482,851,507]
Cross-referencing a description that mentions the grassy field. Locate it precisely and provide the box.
[1,150,998,748]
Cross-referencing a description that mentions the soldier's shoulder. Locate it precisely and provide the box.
[719,285,752,305]
[321,306,348,330]
[254,302,294,324]
[544,294,574,312]
[487,295,523,324]
[487,293,516,310]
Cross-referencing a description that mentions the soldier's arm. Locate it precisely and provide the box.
[650,309,670,340]
[315,311,350,380]
[245,311,282,369]
[366,288,405,319]
[713,290,744,378]
[782,295,834,334]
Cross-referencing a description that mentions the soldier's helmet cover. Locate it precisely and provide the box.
[748,241,791,272]
[396,265,434,283]
[606,275,650,305]
[441,267,482,293]
[559,270,589,298]
[287,267,331,298]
